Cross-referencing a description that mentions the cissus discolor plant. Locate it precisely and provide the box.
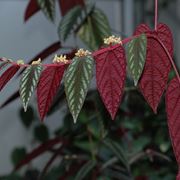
[0,0,180,178]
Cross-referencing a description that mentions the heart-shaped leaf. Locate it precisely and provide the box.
[134,23,172,113]
[20,64,43,112]
[64,56,94,123]
[37,65,66,121]
[0,65,20,91]
[37,0,55,22]
[127,34,147,86]
[166,77,180,176]
[94,45,126,120]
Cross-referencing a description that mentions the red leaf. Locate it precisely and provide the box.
[37,65,67,121]
[94,45,126,119]
[134,24,172,112]
[14,137,66,171]
[24,0,40,22]
[134,23,173,56]
[17,41,61,77]
[166,78,180,175]
[58,0,85,16]
[0,65,20,91]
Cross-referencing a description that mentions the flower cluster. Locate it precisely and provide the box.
[75,49,91,57]
[53,55,69,64]
[104,35,122,45]
[32,58,41,65]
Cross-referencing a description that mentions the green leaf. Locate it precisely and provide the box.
[19,106,34,128]
[127,34,147,86]
[64,56,94,123]
[103,139,129,170]
[78,8,111,50]
[11,147,27,166]
[74,160,96,180]
[33,124,49,142]
[37,0,55,22]
[58,6,83,41]
[20,64,43,112]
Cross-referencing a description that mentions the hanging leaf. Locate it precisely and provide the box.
[58,6,84,41]
[24,0,40,22]
[78,8,111,50]
[127,34,147,86]
[94,45,126,119]
[0,61,10,72]
[37,0,55,22]
[74,160,96,180]
[134,24,172,113]
[64,56,94,123]
[166,77,180,176]
[0,65,20,91]
[20,64,43,112]
[37,65,66,121]
[58,0,85,16]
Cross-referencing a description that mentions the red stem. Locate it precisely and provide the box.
[155,0,158,31]
[156,37,180,84]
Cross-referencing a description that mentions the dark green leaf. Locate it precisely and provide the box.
[37,0,55,22]
[127,34,147,85]
[78,8,111,50]
[74,160,96,180]
[64,56,94,123]
[33,124,49,142]
[19,106,34,128]
[11,147,27,166]
[58,6,83,41]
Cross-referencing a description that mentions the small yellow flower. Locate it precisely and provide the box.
[17,59,25,65]
[75,49,91,57]
[53,54,69,64]
[104,35,122,45]
[32,58,41,65]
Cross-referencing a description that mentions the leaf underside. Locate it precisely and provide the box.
[37,65,66,121]
[0,65,20,91]
[64,56,94,123]
[166,78,180,165]
[134,23,173,113]
[95,45,126,120]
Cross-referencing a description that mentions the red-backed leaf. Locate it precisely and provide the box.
[58,0,85,16]
[14,137,66,171]
[24,0,40,22]
[166,77,180,178]
[134,24,172,112]
[0,65,20,91]
[37,65,67,121]
[94,45,126,120]
[134,23,173,56]
[17,41,61,77]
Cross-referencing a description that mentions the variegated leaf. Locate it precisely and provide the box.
[37,0,55,22]
[64,56,94,123]
[20,65,43,112]
[127,34,147,86]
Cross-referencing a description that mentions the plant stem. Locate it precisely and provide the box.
[156,37,180,84]
[155,0,158,31]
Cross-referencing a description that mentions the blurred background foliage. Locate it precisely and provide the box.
[0,0,179,179]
